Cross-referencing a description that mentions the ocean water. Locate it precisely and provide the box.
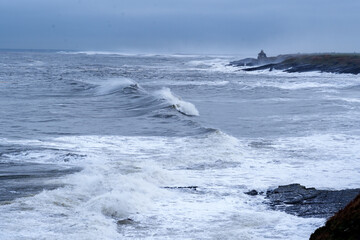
[1,51,360,240]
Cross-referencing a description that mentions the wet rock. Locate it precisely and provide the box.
[245,190,259,196]
[265,184,360,218]
[310,193,360,240]
[229,54,290,67]
[117,218,134,225]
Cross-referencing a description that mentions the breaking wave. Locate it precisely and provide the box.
[155,88,199,116]
[87,78,200,118]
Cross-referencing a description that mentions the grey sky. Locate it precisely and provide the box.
[0,0,359,54]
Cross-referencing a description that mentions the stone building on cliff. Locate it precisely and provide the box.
[257,50,267,60]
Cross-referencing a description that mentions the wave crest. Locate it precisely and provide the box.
[95,78,141,95]
[156,88,199,116]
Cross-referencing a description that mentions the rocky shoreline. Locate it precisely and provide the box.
[310,193,360,240]
[246,184,360,239]
[230,53,360,75]
[245,184,360,218]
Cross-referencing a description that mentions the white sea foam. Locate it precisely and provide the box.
[4,131,360,239]
[242,67,360,80]
[235,73,360,90]
[0,133,333,239]
[144,80,229,87]
[328,97,360,103]
[187,58,238,73]
[240,133,360,190]
[155,87,199,116]
[0,136,175,240]
[250,81,337,90]
[242,68,325,77]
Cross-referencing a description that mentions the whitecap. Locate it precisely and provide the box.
[155,88,199,116]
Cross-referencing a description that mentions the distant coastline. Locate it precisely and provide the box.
[230,52,360,75]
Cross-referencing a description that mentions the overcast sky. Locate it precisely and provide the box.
[0,0,359,54]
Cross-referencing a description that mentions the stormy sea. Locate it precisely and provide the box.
[1,50,360,240]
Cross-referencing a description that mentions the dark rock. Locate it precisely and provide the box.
[242,63,277,72]
[245,190,259,196]
[117,218,134,225]
[310,193,360,240]
[229,58,282,67]
[264,184,360,218]
[229,53,293,67]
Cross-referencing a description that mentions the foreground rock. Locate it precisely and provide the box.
[230,53,360,75]
[310,193,360,240]
[246,184,360,218]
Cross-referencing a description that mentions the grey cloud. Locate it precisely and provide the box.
[0,0,359,54]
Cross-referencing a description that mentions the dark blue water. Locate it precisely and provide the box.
[1,51,360,239]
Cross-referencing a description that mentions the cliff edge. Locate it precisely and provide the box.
[310,193,360,240]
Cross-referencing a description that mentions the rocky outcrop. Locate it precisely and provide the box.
[231,54,360,75]
[246,184,360,218]
[310,193,360,240]
[229,55,290,67]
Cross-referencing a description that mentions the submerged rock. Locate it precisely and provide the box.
[117,218,135,225]
[310,193,360,240]
[247,184,360,218]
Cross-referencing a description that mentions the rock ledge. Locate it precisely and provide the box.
[246,184,360,218]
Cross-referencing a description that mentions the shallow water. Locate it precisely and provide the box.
[1,51,360,239]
